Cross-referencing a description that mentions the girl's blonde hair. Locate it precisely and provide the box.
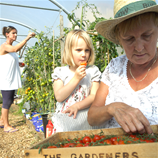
[62,29,95,66]
[2,26,17,37]
[115,12,158,45]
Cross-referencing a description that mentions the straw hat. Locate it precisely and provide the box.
[95,0,158,44]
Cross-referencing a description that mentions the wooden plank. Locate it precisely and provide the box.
[25,143,158,158]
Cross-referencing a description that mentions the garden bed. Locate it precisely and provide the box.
[0,104,41,158]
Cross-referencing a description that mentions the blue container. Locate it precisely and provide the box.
[39,124,44,132]
[31,114,41,121]
[34,117,43,132]
[35,118,43,128]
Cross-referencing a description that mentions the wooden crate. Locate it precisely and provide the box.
[24,124,158,158]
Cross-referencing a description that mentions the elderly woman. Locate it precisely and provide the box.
[88,0,158,134]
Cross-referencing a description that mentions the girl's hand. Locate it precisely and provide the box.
[62,104,79,119]
[74,65,86,80]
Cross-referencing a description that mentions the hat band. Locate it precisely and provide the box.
[114,0,156,18]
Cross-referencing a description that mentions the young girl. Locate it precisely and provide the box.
[51,29,101,132]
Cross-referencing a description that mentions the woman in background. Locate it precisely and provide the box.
[0,26,35,133]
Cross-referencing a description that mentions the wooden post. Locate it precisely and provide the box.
[53,30,55,70]
[53,30,56,111]
[60,15,64,66]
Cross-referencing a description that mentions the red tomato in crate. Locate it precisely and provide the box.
[82,136,91,144]
[103,139,112,145]
[63,143,76,148]
[113,140,125,145]
[93,135,101,142]
[76,138,83,144]
[76,144,84,147]
[110,136,118,143]
[47,146,57,148]
[129,134,137,139]
[84,142,90,147]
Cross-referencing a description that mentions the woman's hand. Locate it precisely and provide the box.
[62,103,79,119]
[19,62,25,67]
[109,102,153,134]
[26,32,36,41]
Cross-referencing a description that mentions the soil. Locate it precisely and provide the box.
[0,103,42,158]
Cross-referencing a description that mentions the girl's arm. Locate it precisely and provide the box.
[88,82,153,134]
[53,65,86,102]
[76,81,100,110]
[3,32,35,53]
[63,81,100,118]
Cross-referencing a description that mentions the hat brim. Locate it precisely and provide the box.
[95,5,158,44]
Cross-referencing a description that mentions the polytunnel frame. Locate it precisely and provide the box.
[0,1,62,45]
[0,1,83,32]
[0,1,83,58]
[0,18,40,34]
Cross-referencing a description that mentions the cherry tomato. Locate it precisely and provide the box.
[76,144,83,147]
[144,139,154,143]
[63,143,75,148]
[93,135,101,142]
[84,142,90,147]
[76,138,83,144]
[80,62,87,66]
[110,136,118,143]
[118,140,125,145]
[103,139,112,145]
[22,62,25,66]
[27,87,31,90]
[63,144,69,148]
[113,140,119,145]
[47,146,57,148]
[82,136,91,144]
[25,90,28,94]
[100,135,106,139]
[133,137,139,141]
[129,134,137,139]
[127,140,132,144]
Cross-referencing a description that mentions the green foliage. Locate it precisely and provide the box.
[15,98,26,115]
[68,0,101,29]
[67,0,120,72]
[23,31,60,113]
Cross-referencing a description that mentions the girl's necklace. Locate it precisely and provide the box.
[129,54,157,82]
